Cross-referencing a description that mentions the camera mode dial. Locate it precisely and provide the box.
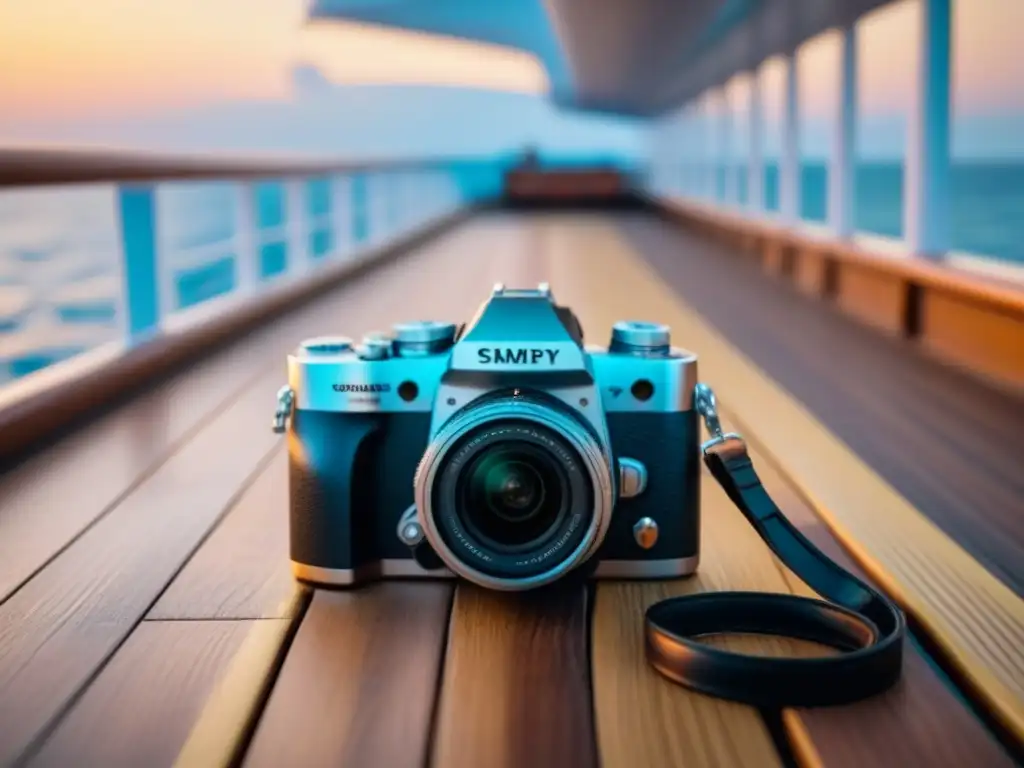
[392,321,458,357]
[610,321,671,356]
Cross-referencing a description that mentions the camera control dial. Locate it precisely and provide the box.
[610,321,671,355]
[300,336,353,354]
[357,331,394,360]
[392,321,458,356]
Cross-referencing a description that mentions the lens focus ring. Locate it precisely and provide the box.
[414,396,615,591]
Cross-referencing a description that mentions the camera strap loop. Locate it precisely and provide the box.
[643,435,906,708]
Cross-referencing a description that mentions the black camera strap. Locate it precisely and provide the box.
[643,388,906,708]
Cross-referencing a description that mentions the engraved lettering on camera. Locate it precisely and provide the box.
[477,347,561,365]
[332,383,392,393]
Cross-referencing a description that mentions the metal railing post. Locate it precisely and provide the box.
[115,184,161,342]
[748,67,765,213]
[780,51,801,224]
[829,25,858,239]
[234,181,257,295]
[904,0,952,258]
[331,174,352,258]
[285,178,309,277]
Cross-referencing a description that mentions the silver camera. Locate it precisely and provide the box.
[275,283,701,591]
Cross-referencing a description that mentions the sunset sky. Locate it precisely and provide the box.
[0,0,1020,156]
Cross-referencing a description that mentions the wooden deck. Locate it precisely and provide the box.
[0,212,1021,767]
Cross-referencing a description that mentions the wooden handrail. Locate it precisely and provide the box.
[0,147,507,187]
[656,195,1024,319]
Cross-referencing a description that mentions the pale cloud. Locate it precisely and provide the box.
[0,0,1021,158]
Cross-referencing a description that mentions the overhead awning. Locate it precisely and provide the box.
[307,0,898,117]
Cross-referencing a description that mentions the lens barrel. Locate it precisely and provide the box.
[414,394,614,591]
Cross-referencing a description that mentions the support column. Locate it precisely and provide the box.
[829,25,858,238]
[332,174,352,257]
[684,104,697,196]
[780,52,801,223]
[721,89,737,206]
[748,68,765,212]
[233,182,257,293]
[904,0,951,257]
[284,178,309,276]
[703,93,717,200]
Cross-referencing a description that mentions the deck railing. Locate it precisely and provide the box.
[0,150,506,457]
[643,0,1024,394]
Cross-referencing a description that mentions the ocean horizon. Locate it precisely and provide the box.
[1,157,1022,385]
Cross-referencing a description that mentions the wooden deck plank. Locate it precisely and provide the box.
[23,619,289,768]
[431,584,596,768]
[619,214,1024,596]
[0,343,271,605]
[0,367,284,766]
[148,450,304,620]
[241,585,452,768]
[543,215,1024,748]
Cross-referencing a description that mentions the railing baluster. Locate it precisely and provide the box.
[721,89,736,207]
[829,24,858,240]
[332,174,352,258]
[780,52,801,224]
[285,178,309,277]
[115,184,161,342]
[234,181,257,296]
[748,67,765,213]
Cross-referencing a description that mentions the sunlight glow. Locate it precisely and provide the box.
[0,0,547,121]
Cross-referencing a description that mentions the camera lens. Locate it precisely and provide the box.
[459,444,566,553]
[415,392,615,590]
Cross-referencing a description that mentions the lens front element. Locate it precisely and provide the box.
[459,436,570,555]
[478,455,543,521]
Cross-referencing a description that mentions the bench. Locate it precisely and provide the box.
[0,213,1019,767]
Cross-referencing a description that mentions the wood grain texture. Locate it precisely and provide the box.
[794,247,827,297]
[24,620,282,768]
[591,467,799,768]
[0,367,283,766]
[173,617,301,768]
[834,262,906,335]
[148,450,304,620]
[432,584,595,768]
[921,290,1024,390]
[0,336,273,604]
[242,585,451,768]
[729,417,1017,768]
[556,216,1024,746]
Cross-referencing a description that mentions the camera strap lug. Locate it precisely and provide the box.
[694,383,743,453]
[272,386,295,434]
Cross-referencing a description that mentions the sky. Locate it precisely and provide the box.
[0,0,1021,159]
